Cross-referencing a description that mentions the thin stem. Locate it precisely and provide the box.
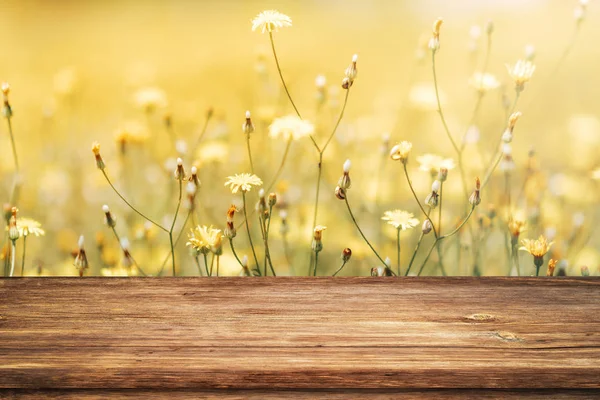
[269,32,302,120]
[216,256,220,277]
[229,238,245,268]
[9,241,16,277]
[157,211,191,276]
[321,89,350,153]
[265,137,292,192]
[203,253,210,276]
[20,236,26,276]
[431,51,460,154]
[396,229,401,276]
[242,192,261,271]
[403,163,438,238]
[417,206,476,276]
[110,227,147,276]
[7,118,19,173]
[344,196,387,266]
[194,256,204,276]
[311,154,324,230]
[405,232,424,276]
[332,261,347,277]
[268,31,320,153]
[264,205,276,276]
[246,135,255,174]
[169,180,183,276]
[191,111,213,155]
[313,251,320,276]
[210,254,215,276]
[101,170,168,233]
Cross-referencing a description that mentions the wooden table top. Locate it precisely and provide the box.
[1,277,598,398]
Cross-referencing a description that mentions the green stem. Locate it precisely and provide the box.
[264,205,276,276]
[403,163,438,238]
[417,206,476,276]
[332,261,347,277]
[194,256,204,276]
[265,137,293,192]
[20,236,26,276]
[311,153,323,231]
[313,251,320,276]
[7,118,19,173]
[268,31,320,153]
[432,51,460,154]
[9,240,16,277]
[203,253,210,276]
[169,180,183,276]
[101,170,168,233]
[344,196,387,266]
[191,110,213,155]
[110,227,147,276]
[396,229,401,276]
[321,89,350,153]
[157,211,190,276]
[246,135,255,174]
[242,192,261,272]
[405,232,425,276]
[229,238,245,268]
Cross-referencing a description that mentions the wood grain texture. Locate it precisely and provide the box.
[0,277,598,398]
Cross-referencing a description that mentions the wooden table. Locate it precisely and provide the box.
[1,277,598,398]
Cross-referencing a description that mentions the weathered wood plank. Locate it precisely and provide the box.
[2,389,599,399]
[0,277,598,394]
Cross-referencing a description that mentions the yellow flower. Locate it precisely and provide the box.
[195,141,228,165]
[114,121,148,145]
[16,218,45,237]
[251,10,292,33]
[416,154,455,174]
[133,87,167,111]
[382,210,419,230]
[268,115,314,141]
[187,225,223,255]
[469,72,500,93]
[225,173,263,194]
[520,235,553,258]
[506,60,535,91]
[508,216,526,237]
[390,141,412,163]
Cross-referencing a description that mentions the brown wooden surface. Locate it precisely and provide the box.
[0,277,599,398]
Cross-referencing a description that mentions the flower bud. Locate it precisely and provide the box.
[2,82,12,118]
[92,142,105,170]
[389,141,412,164]
[224,205,238,239]
[469,177,481,207]
[425,191,439,208]
[74,235,89,277]
[342,54,358,89]
[581,265,590,277]
[102,204,117,228]
[422,219,433,234]
[174,158,186,181]
[189,166,200,187]
[335,186,346,200]
[547,259,557,277]
[268,192,277,207]
[437,168,448,182]
[242,110,254,135]
[342,248,352,263]
[312,225,327,253]
[338,159,352,190]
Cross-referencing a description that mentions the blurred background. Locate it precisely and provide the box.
[0,0,598,276]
